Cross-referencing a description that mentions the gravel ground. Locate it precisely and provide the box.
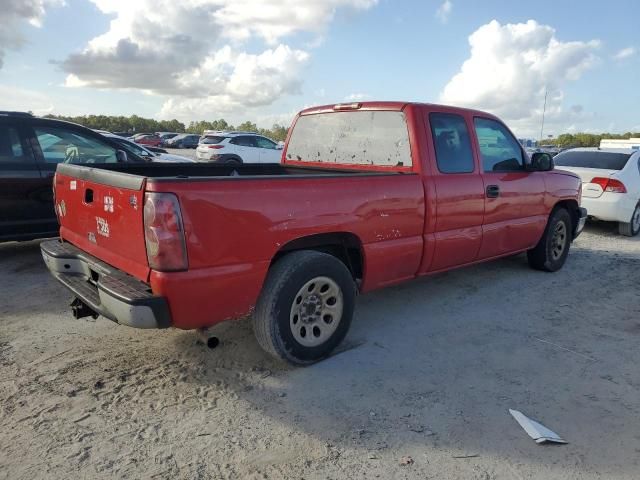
[1,222,639,479]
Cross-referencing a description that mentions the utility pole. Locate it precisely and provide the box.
[539,87,548,144]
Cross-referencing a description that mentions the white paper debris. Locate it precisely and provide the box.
[509,409,567,444]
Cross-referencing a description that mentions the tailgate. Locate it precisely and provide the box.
[556,166,617,198]
[54,164,150,282]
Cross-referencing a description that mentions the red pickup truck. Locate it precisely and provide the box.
[41,102,586,365]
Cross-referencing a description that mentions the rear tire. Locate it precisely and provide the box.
[527,208,572,272]
[253,251,356,365]
[618,203,640,237]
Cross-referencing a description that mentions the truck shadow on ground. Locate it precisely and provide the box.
[167,233,640,475]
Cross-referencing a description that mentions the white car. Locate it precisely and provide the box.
[104,134,195,163]
[195,132,283,164]
[554,148,640,236]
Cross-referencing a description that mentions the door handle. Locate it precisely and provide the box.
[486,185,500,198]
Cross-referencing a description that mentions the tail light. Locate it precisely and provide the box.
[590,177,627,193]
[208,145,224,149]
[143,192,188,271]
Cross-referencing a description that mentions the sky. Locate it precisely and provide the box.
[0,0,639,137]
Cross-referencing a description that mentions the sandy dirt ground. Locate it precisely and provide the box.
[1,222,639,479]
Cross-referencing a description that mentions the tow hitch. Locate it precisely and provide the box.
[71,298,98,319]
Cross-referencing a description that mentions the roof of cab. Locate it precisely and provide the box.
[299,101,499,119]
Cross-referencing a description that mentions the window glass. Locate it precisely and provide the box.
[0,126,26,163]
[201,136,225,145]
[113,138,151,157]
[231,136,257,147]
[35,127,118,164]
[474,118,524,172]
[429,113,474,173]
[286,111,412,167]
[554,150,632,171]
[255,137,276,149]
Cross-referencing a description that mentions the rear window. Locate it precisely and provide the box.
[554,150,632,170]
[285,111,412,167]
[201,136,225,144]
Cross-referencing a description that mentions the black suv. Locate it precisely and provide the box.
[0,112,144,242]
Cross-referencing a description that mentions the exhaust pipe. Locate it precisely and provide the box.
[71,298,99,320]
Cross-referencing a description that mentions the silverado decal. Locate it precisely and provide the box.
[96,216,110,237]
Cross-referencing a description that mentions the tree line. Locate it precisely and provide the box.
[42,114,291,142]
[542,132,640,148]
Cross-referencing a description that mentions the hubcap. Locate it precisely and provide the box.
[632,205,640,232]
[290,276,343,347]
[551,221,567,260]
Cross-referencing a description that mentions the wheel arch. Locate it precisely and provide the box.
[552,199,580,238]
[271,232,365,285]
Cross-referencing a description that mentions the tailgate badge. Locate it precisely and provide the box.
[104,195,114,213]
[57,200,66,218]
[129,195,138,210]
[88,232,97,244]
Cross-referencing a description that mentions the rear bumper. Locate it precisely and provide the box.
[581,194,636,223]
[41,240,171,329]
[574,207,588,239]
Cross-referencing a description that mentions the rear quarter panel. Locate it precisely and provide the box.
[147,174,425,329]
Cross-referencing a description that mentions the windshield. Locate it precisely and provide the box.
[286,110,412,167]
[554,150,632,170]
[112,138,152,157]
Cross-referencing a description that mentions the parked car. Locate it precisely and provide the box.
[41,101,586,364]
[103,134,196,163]
[128,133,152,141]
[158,132,179,146]
[135,134,162,148]
[554,147,640,236]
[195,132,283,163]
[0,111,144,242]
[166,134,200,148]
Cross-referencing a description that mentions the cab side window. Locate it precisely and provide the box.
[429,113,475,173]
[0,126,29,163]
[34,127,118,164]
[474,117,524,172]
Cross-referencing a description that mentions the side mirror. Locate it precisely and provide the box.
[275,143,284,150]
[530,152,554,171]
[115,150,128,163]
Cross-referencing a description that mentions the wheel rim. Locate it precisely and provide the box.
[290,276,343,347]
[551,221,567,260]
[632,205,640,232]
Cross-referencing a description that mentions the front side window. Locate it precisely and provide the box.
[0,126,27,163]
[429,113,475,173]
[286,110,412,167]
[255,137,277,149]
[35,127,118,164]
[474,117,524,172]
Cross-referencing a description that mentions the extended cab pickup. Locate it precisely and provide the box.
[41,102,587,365]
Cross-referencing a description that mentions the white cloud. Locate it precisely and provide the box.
[613,47,636,60]
[61,0,377,116]
[0,0,62,68]
[0,84,55,115]
[435,0,452,24]
[440,19,600,136]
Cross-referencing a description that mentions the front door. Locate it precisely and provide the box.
[423,111,485,272]
[0,119,55,240]
[254,136,282,163]
[473,117,547,259]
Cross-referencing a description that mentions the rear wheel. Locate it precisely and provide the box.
[253,251,356,365]
[527,208,572,272]
[618,203,640,237]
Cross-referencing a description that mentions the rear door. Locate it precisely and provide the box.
[422,111,485,272]
[230,135,259,162]
[473,117,547,258]
[0,118,55,239]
